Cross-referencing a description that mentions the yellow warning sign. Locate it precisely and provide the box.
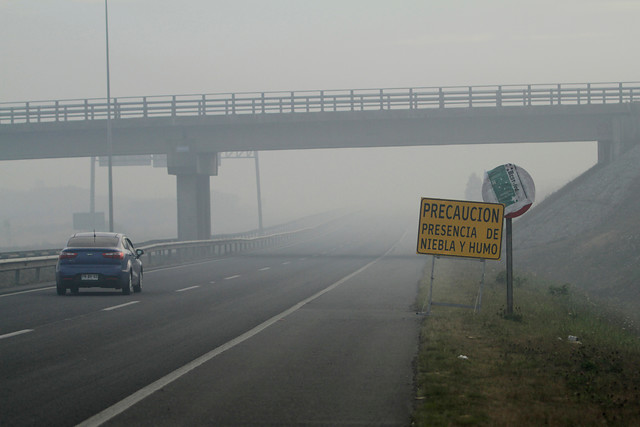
[417,198,504,260]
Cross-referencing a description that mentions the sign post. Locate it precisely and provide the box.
[482,164,535,315]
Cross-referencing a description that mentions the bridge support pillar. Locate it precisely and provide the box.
[598,113,640,164]
[597,140,614,164]
[168,149,218,241]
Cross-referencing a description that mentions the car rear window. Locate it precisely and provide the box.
[66,236,119,248]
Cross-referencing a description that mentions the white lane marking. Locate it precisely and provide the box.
[258,267,271,271]
[102,301,140,312]
[176,286,200,293]
[281,261,291,265]
[147,257,227,273]
[0,286,55,298]
[224,275,240,280]
[209,281,215,284]
[76,243,397,427]
[0,329,34,340]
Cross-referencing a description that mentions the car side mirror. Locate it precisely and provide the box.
[136,249,144,257]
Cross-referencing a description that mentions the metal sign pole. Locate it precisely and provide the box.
[427,255,435,314]
[475,259,486,313]
[506,217,513,315]
[418,255,436,314]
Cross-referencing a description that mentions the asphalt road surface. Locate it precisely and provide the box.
[0,212,425,426]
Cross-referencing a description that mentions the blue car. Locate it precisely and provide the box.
[56,232,144,295]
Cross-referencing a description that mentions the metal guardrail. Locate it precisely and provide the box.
[0,230,304,288]
[1,82,638,124]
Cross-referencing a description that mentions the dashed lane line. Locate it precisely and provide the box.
[176,286,200,293]
[224,275,241,280]
[102,301,140,312]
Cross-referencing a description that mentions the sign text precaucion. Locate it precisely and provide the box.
[417,198,505,260]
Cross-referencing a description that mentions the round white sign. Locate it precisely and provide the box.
[482,163,535,218]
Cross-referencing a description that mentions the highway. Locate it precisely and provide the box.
[0,212,425,426]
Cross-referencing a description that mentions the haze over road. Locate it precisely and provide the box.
[0,212,423,426]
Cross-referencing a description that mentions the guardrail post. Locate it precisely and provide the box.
[527,85,532,106]
[143,97,148,118]
[350,90,355,111]
[496,86,502,107]
[201,94,206,116]
[320,91,325,112]
[439,88,444,108]
[587,83,591,104]
[26,102,30,123]
[14,269,20,286]
[261,92,265,113]
[84,99,89,120]
[171,95,176,117]
[468,86,473,107]
[379,89,384,110]
[55,101,59,121]
[290,91,295,112]
[409,88,414,109]
[232,93,236,114]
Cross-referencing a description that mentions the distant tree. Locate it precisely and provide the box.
[465,173,482,201]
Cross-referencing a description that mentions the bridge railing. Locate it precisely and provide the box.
[1,82,639,124]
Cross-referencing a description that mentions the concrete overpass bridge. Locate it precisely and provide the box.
[1,82,639,240]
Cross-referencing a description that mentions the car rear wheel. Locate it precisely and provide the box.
[56,283,66,296]
[122,272,133,295]
[133,272,142,293]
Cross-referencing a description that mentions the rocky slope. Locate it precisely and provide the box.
[512,144,640,316]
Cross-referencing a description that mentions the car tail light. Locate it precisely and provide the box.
[59,252,77,260]
[102,251,125,260]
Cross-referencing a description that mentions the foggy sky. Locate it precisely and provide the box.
[0,0,635,239]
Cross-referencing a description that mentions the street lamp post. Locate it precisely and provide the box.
[105,0,114,232]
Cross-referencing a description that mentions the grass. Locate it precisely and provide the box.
[413,257,640,426]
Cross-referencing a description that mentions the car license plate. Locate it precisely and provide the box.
[81,274,99,281]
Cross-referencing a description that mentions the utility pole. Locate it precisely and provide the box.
[105,0,114,232]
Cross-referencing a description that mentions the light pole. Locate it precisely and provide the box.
[105,0,114,232]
